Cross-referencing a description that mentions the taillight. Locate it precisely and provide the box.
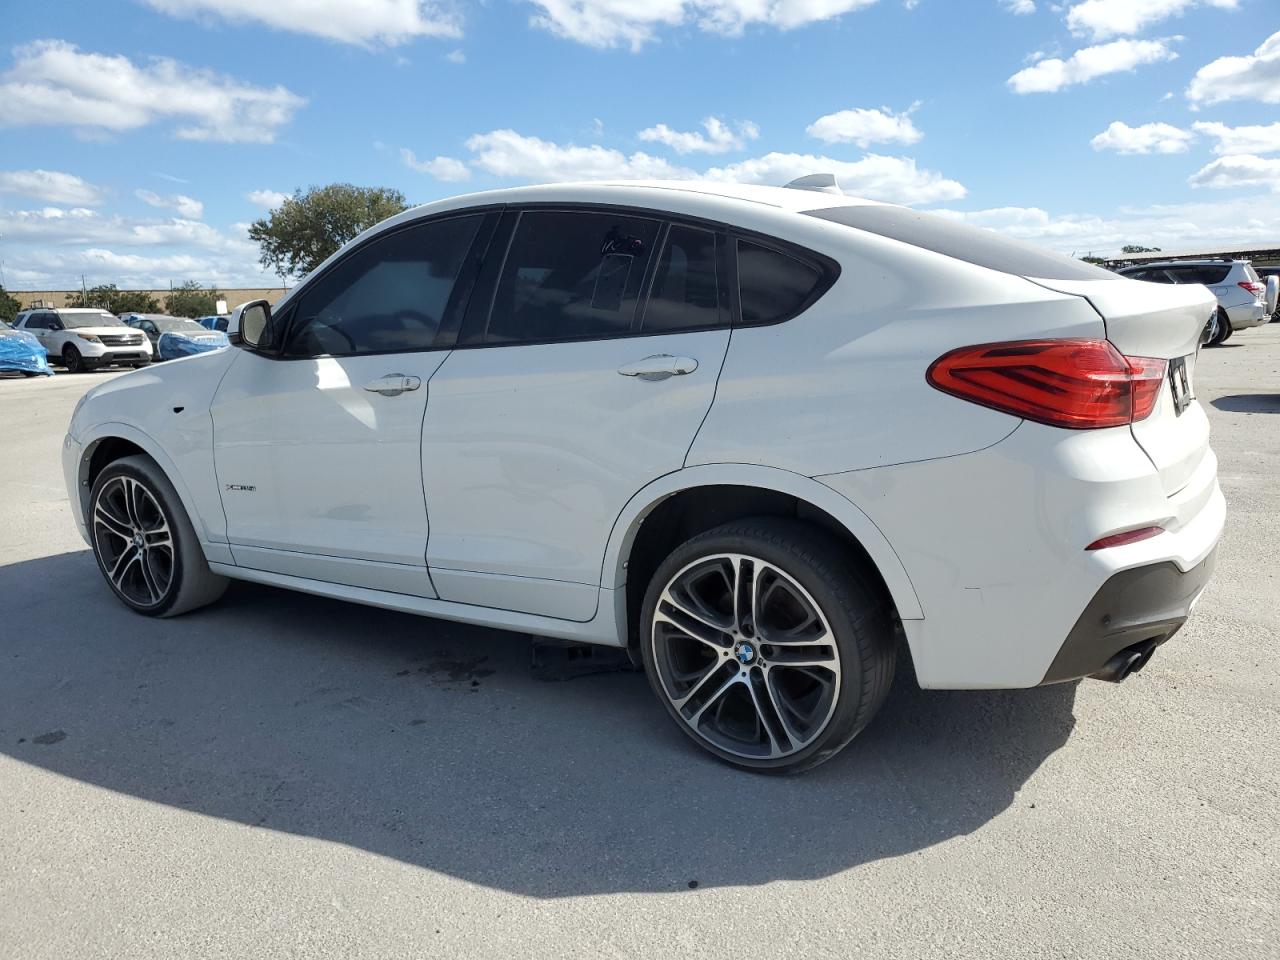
[1239,280,1265,298]
[927,339,1167,429]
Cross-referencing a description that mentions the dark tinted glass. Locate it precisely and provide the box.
[486,211,659,344]
[737,239,825,325]
[641,225,723,332]
[1167,265,1231,285]
[806,205,1114,281]
[285,215,481,357]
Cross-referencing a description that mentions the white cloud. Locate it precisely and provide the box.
[806,104,922,147]
[526,0,878,51]
[0,40,305,142]
[135,189,204,219]
[1188,155,1280,192]
[1002,0,1035,13]
[1191,121,1280,156]
[931,194,1280,257]
[401,148,472,181]
[141,0,460,46]
[1007,38,1178,93]
[246,188,291,208]
[637,117,759,154]
[1065,0,1236,41]
[463,130,696,180]
[0,206,252,252]
[446,48,466,63]
[1186,30,1280,106]
[0,169,104,205]
[705,152,966,204]
[1090,120,1193,154]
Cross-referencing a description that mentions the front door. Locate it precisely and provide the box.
[422,210,731,621]
[211,213,486,597]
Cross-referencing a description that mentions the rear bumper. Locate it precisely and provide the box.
[1040,546,1217,684]
[817,420,1224,688]
[1224,301,1268,330]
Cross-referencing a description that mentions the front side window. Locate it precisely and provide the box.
[737,239,826,326]
[284,215,482,358]
[485,211,659,344]
[641,225,723,333]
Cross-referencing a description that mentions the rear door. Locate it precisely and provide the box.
[421,208,732,621]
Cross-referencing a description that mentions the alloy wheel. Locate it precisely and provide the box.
[92,475,175,608]
[650,553,842,761]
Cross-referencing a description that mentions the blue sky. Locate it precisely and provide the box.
[1,0,1277,290]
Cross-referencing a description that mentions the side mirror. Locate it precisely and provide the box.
[233,300,272,349]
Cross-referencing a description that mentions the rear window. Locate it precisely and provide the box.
[737,239,828,326]
[1166,265,1231,285]
[806,205,1113,281]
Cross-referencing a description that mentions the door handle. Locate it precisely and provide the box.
[363,373,422,397]
[617,355,699,381]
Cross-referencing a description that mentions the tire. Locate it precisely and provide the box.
[639,518,896,775]
[88,455,228,617]
[62,344,85,373]
[1208,309,1232,346]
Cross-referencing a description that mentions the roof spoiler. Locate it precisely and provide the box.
[783,173,842,195]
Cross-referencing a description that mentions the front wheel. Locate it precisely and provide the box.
[62,344,85,373]
[89,455,228,617]
[640,518,896,774]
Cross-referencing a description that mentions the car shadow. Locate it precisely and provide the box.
[1,550,1077,898]
[1212,394,1280,414]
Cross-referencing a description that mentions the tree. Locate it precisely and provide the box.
[1079,254,1107,265]
[0,285,20,324]
[66,284,160,313]
[248,184,409,280]
[1121,245,1161,254]
[165,281,221,318]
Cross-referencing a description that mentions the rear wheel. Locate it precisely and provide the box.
[1208,309,1233,346]
[62,344,85,373]
[89,455,228,617]
[640,518,896,774]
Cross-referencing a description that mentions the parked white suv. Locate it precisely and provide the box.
[14,308,153,372]
[1115,259,1275,345]
[63,181,1224,773]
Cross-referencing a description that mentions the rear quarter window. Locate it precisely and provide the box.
[806,205,1114,281]
[736,239,832,326]
[1167,265,1231,285]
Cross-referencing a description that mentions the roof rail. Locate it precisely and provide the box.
[783,173,842,195]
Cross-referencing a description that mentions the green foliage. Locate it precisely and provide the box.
[66,284,160,313]
[1079,254,1107,265]
[165,281,221,318]
[1121,245,1161,254]
[0,285,20,324]
[248,183,410,280]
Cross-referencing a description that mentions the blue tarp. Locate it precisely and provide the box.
[0,330,53,376]
[157,330,230,361]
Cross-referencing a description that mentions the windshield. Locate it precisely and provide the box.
[155,317,208,333]
[62,312,125,329]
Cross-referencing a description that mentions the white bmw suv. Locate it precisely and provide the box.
[63,181,1223,773]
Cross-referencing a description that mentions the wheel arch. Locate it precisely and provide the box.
[602,465,923,649]
[76,422,213,545]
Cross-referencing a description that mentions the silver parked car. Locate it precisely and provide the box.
[1116,259,1276,346]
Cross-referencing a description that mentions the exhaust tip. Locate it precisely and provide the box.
[1092,640,1159,683]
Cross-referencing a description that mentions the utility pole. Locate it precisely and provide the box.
[81,274,88,303]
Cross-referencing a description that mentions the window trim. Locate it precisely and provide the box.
[451,202,833,351]
[254,206,503,362]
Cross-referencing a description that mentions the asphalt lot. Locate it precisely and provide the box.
[1,330,1277,960]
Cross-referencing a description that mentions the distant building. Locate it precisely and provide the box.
[9,288,288,312]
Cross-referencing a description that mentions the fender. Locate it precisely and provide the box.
[599,463,923,621]
[75,420,230,560]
